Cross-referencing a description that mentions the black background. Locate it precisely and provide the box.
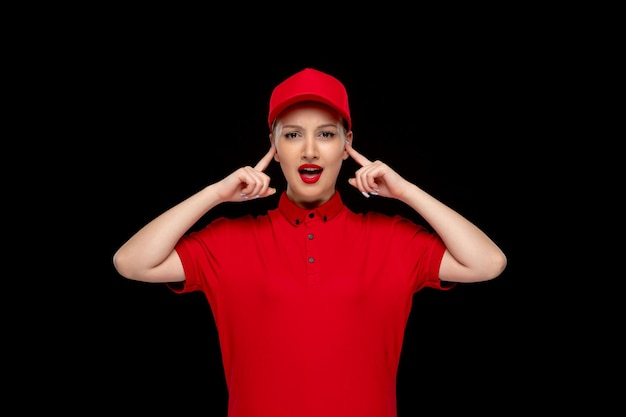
[39,21,576,416]
[101,63,532,415]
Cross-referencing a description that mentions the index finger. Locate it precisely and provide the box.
[254,144,277,171]
[345,140,372,167]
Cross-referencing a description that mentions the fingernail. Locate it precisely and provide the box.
[362,191,370,198]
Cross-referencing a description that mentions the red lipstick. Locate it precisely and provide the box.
[298,164,323,184]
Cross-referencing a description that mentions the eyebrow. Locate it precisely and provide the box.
[282,123,339,130]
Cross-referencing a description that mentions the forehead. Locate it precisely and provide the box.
[277,101,341,126]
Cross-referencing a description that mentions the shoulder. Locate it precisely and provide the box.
[347,210,428,235]
[192,213,271,236]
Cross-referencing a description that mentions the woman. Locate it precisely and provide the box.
[113,67,507,417]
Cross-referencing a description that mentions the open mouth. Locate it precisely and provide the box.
[299,165,323,184]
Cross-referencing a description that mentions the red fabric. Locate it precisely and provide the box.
[172,191,450,417]
[268,68,351,131]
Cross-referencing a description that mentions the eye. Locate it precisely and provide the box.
[284,132,299,139]
[318,131,336,140]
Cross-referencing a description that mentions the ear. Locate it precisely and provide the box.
[270,133,280,162]
[342,132,353,160]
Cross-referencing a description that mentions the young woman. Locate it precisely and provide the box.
[113,67,507,417]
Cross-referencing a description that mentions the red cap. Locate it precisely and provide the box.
[268,68,351,131]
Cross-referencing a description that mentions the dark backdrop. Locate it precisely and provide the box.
[67,35,551,416]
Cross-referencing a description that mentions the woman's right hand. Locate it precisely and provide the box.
[215,144,277,202]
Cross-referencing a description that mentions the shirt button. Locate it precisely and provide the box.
[308,213,314,218]
[308,257,315,263]
[308,233,314,239]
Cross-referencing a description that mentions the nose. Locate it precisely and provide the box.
[301,136,319,160]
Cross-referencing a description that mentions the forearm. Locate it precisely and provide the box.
[113,184,222,280]
[399,183,506,282]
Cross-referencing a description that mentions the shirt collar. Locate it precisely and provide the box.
[278,191,345,227]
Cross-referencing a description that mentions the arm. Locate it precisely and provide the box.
[345,141,506,283]
[112,145,277,283]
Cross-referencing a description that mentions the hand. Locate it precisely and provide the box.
[216,144,277,202]
[345,140,408,199]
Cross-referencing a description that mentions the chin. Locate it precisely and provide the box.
[297,187,335,202]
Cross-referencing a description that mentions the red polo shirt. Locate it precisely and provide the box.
[172,191,450,417]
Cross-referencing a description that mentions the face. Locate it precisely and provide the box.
[270,102,352,208]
